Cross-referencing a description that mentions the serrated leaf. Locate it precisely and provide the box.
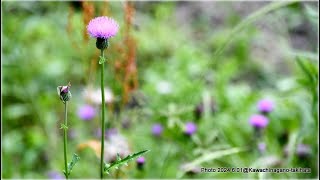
[104,163,110,168]
[103,150,150,174]
[116,153,121,161]
[99,56,106,64]
[66,153,80,175]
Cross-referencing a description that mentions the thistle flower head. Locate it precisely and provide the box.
[249,114,269,129]
[184,122,197,135]
[152,124,163,136]
[77,105,96,120]
[136,156,145,164]
[257,99,274,114]
[136,156,145,170]
[87,16,119,39]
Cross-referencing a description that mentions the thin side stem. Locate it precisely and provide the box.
[63,102,68,179]
[100,49,106,179]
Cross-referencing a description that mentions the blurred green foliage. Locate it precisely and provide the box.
[2,1,318,179]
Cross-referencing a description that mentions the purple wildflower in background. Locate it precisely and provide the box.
[68,129,78,139]
[184,122,197,135]
[152,124,163,136]
[77,105,96,120]
[87,16,119,39]
[283,143,312,159]
[249,114,269,129]
[95,128,118,139]
[47,171,64,179]
[136,156,145,170]
[95,128,102,138]
[257,99,274,114]
[296,144,312,158]
[105,128,118,138]
[258,142,266,153]
[136,156,145,164]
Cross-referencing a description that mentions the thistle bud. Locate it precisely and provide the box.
[57,82,72,102]
[136,157,145,170]
[96,38,109,50]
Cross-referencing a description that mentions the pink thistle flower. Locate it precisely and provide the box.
[77,105,96,121]
[249,114,269,129]
[87,16,119,39]
[152,124,163,136]
[184,122,197,135]
[136,156,146,170]
[136,156,145,164]
[257,99,274,114]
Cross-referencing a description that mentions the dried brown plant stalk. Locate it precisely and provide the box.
[82,2,95,43]
[113,1,138,105]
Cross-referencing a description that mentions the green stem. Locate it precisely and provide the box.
[63,102,68,179]
[100,49,106,179]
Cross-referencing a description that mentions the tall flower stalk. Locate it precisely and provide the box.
[57,83,70,179]
[63,101,69,179]
[100,48,106,179]
[57,83,80,179]
[87,16,149,179]
[87,16,119,179]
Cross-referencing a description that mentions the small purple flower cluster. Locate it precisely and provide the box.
[284,143,312,159]
[249,114,269,129]
[249,98,275,129]
[257,99,274,114]
[151,121,197,137]
[248,98,275,154]
[77,104,96,121]
[136,156,146,170]
[184,122,197,136]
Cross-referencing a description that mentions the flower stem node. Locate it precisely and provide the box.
[96,38,109,50]
[99,55,107,64]
[60,123,69,130]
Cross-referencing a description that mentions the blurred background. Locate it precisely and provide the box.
[2,1,319,179]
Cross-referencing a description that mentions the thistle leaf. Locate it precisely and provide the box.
[116,153,121,161]
[62,170,67,176]
[66,153,80,175]
[103,150,150,174]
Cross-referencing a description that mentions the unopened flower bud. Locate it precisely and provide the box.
[57,82,72,102]
[136,157,145,170]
